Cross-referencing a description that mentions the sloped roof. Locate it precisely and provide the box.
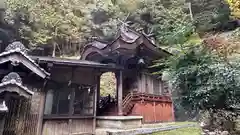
[30,56,123,69]
[0,42,49,78]
[81,25,171,63]
[0,72,34,99]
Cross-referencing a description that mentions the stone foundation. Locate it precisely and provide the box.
[96,116,143,129]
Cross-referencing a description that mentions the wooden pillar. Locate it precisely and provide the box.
[0,115,5,135]
[36,81,48,135]
[36,91,46,135]
[96,75,100,115]
[137,73,142,93]
[93,73,100,133]
[141,73,145,93]
[116,70,123,116]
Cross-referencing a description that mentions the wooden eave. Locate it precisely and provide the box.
[81,26,171,62]
[30,56,123,70]
[0,50,50,79]
[0,80,34,99]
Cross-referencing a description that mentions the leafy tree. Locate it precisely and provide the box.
[5,0,90,56]
[100,72,116,97]
[5,0,195,56]
[189,0,230,33]
[227,0,240,18]
[159,45,240,111]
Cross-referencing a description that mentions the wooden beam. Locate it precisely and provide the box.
[43,116,94,120]
[0,53,49,78]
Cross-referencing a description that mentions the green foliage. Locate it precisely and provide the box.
[227,0,240,18]
[190,0,230,32]
[157,45,240,111]
[150,0,194,45]
[5,0,90,55]
[151,127,202,135]
[6,0,86,41]
[100,72,116,97]
[5,0,195,56]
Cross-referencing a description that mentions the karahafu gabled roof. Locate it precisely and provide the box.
[0,42,49,78]
[0,72,34,99]
[81,25,171,65]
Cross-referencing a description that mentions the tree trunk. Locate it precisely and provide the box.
[52,42,56,57]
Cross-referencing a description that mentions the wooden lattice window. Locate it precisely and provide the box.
[44,85,94,118]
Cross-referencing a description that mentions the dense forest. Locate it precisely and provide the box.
[2,0,235,56]
[1,0,240,134]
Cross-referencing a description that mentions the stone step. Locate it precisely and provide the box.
[96,116,143,129]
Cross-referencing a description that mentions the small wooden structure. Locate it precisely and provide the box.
[0,25,174,135]
[81,25,174,123]
[0,42,49,135]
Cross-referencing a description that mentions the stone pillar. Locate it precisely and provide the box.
[116,70,123,116]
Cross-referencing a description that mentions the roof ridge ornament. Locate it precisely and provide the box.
[2,72,22,84]
[5,41,28,54]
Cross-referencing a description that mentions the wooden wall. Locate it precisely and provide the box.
[125,72,174,123]
[131,101,174,123]
[50,66,97,85]
[42,119,94,135]
[28,86,46,135]
[137,72,164,95]
[41,66,97,135]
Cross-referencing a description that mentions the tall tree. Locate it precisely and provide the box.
[189,0,230,33]
[227,0,240,18]
[4,0,196,56]
[5,0,92,56]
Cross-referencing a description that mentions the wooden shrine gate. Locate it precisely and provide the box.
[2,97,38,135]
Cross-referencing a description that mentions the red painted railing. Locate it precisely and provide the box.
[123,91,171,103]
[98,91,173,121]
[122,92,134,115]
[122,91,172,116]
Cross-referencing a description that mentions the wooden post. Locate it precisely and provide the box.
[36,81,47,135]
[153,101,156,122]
[93,80,100,132]
[36,91,46,135]
[116,70,123,116]
[96,75,100,115]
[137,73,142,93]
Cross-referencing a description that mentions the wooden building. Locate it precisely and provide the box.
[0,25,174,135]
[81,25,174,123]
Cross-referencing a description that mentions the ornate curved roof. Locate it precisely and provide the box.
[0,72,34,99]
[0,42,50,78]
[81,25,171,66]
